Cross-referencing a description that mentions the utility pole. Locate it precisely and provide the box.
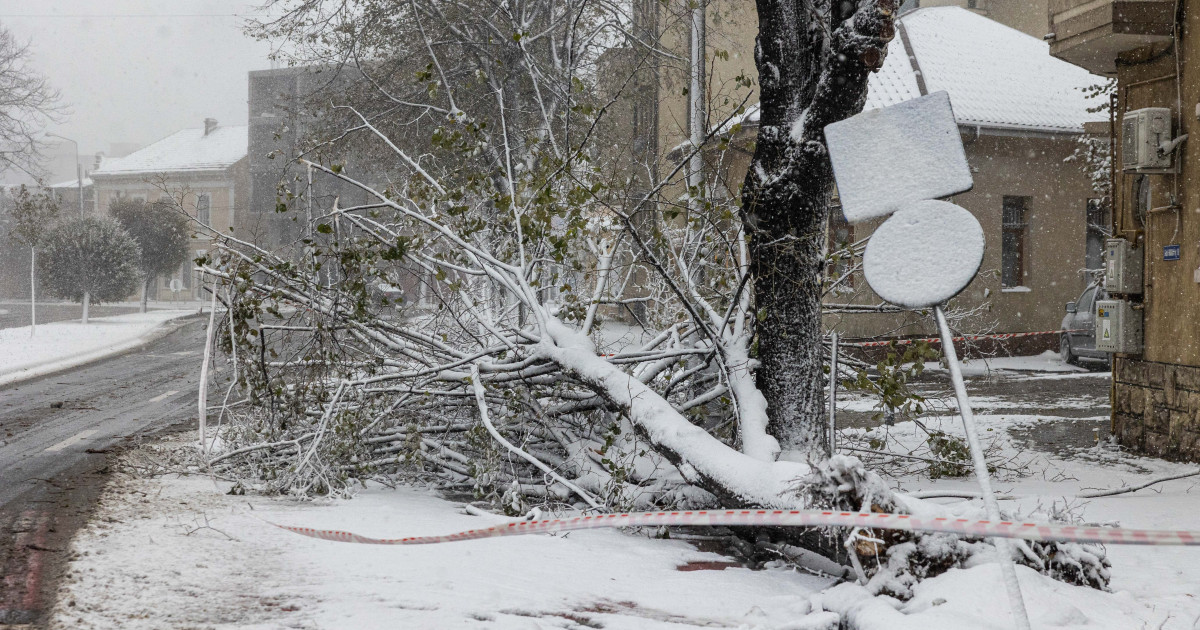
[45,132,84,216]
[687,0,707,208]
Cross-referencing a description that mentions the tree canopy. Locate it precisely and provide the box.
[109,198,190,283]
[7,184,59,249]
[39,216,141,304]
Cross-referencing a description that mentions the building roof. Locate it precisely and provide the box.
[734,7,1105,135]
[93,125,247,177]
[49,177,93,189]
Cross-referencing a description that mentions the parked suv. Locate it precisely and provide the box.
[1060,281,1110,367]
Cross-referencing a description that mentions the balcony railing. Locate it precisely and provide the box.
[1048,0,1174,75]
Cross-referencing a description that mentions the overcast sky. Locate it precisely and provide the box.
[0,0,275,160]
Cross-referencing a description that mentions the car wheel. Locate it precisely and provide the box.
[1060,335,1078,366]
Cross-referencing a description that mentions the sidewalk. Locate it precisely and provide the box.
[0,310,198,387]
[42,427,1200,629]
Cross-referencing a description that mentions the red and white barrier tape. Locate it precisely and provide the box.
[843,329,1089,348]
[268,508,1199,547]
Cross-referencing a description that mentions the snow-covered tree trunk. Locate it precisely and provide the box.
[742,0,897,455]
[81,291,89,324]
[29,246,36,336]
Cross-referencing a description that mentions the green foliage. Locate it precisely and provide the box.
[39,216,141,303]
[926,432,970,478]
[7,185,58,248]
[843,341,939,423]
[108,198,189,282]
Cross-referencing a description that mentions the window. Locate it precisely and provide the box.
[1078,286,1096,314]
[1085,199,1109,271]
[827,206,855,291]
[900,0,919,12]
[967,0,978,9]
[1001,196,1030,288]
[196,194,211,226]
[178,260,192,290]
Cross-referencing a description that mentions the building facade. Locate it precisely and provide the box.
[90,119,248,300]
[694,7,1106,344]
[1049,0,1200,460]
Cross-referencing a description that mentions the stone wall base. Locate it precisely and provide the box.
[1113,357,1200,461]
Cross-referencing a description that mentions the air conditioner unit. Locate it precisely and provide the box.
[1122,108,1173,171]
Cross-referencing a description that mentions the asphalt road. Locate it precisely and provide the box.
[0,317,206,625]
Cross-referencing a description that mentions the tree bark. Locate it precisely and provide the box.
[741,0,897,456]
[29,246,36,336]
[82,291,90,325]
[140,278,149,313]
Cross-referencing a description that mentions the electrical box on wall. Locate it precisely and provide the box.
[1104,239,1143,294]
[1122,108,1173,171]
[1096,300,1143,354]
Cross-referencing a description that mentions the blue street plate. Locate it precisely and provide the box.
[1164,245,1181,261]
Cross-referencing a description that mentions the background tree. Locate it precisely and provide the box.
[6,184,58,334]
[740,0,899,455]
[39,216,141,324]
[109,198,190,312]
[0,23,62,180]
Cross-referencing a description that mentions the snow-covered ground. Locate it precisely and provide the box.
[47,455,833,629]
[0,310,196,386]
[43,361,1200,629]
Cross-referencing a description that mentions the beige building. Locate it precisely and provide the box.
[615,4,1105,344]
[90,119,248,300]
[1049,0,1200,460]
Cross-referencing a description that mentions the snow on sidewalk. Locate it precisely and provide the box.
[47,444,833,629]
[45,429,1200,629]
[0,310,196,386]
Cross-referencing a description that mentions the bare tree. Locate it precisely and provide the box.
[7,185,58,333]
[0,23,63,180]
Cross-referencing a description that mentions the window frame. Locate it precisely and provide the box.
[195,193,211,227]
[1001,195,1031,288]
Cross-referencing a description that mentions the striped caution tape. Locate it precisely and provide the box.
[842,329,1091,348]
[267,508,1200,547]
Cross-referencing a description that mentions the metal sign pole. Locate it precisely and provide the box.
[828,332,838,455]
[935,305,1031,630]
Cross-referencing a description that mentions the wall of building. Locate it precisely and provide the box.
[715,128,1096,340]
[93,165,244,300]
[1107,1,1200,460]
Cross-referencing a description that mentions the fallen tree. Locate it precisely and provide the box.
[195,0,1109,596]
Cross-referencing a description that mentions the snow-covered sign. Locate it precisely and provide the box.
[825,91,973,223]
[862,200,983,308]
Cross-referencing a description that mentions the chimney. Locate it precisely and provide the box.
[204,118,219,136]
[93,152,105,170]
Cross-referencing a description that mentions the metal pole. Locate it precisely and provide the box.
[76,161,84,216]
[45,132,83,216]
[828,332,838,454]
[934,305,1031,630]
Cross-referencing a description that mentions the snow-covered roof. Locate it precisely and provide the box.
[733,7,1105,134]
[93,125,247,177]
[49,177,93,189]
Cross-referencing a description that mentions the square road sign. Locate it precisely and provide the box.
[825,91,973,223]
